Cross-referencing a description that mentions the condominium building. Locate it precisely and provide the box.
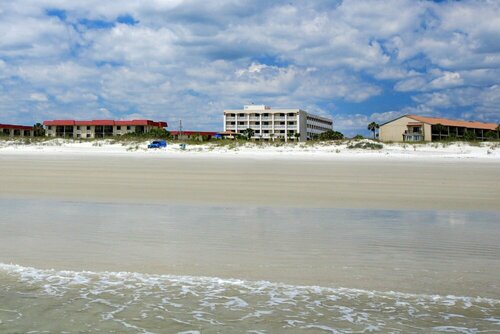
[223,105,333,141]
[379,115,499,142]
[0,123,34,137]
[43,119,168,138]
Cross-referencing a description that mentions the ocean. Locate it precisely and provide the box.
[0,199,499,333]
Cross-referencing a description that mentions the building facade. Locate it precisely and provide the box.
[223,105,333,141]
[0,123,34,137]
[43,120,168,138]
[170,131,219,140]
[379,115,498,142]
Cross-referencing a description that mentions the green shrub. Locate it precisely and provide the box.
[347,141,383,150]
[318,130,344,141]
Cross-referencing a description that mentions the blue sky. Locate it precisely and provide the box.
[0,0,499,136]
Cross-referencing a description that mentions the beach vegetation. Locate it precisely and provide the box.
[348,141,383,150]
[352,134,364,140]
[33,123,45,137]
[317,130,344,141]
[241,128,255,140]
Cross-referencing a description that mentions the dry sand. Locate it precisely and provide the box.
[0,154,499,211]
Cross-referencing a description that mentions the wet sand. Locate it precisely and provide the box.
[1,154,499,332]
[1,199,499,297]
[0,154,499,211]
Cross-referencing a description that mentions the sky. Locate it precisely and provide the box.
[0,0,499,136]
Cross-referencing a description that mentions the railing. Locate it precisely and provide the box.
[225,117,236,121]
[403,134,423,141]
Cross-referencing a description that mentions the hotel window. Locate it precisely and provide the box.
[76,126,80,130]
[127,126,131,130]
[48,126,52,130]
[87,126,91,130]
[86,134,91,138]
[117,126,121,130]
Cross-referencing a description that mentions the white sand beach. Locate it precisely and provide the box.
[0,138,499,161]
[1,142,499,211]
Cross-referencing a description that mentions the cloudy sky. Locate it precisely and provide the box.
[1,0,499,135]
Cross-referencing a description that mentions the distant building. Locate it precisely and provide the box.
[43,120,167,138]
[170,131,219,140]
[223,105,333,141]
[379,115,498,142]
[0,123,34,137]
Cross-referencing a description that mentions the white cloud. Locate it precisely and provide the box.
[0,0,499,129]
[30,92,48,101]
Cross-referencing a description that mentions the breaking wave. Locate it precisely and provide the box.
[0,263,499,333]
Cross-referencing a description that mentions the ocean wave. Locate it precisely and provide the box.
[0,263,498,333]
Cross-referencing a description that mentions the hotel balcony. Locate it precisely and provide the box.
[403,132,423,141]
[225,117,236,121]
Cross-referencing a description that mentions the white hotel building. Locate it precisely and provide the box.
[223,105,333,141]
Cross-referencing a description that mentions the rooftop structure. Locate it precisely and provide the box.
[223,105,333,142]
[379,115,498,142]
[0,123,34,137]
[43,119,168,139]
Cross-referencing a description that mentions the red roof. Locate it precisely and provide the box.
[170,131,218,136]
[408,115,498,131]
[0,123,33,131]
[43,119,168,127]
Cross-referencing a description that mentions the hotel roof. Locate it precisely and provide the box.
[382,115,498,131]
[407,115,498,131]
[43,119,168,127]
[0,123,34,130]
[170,131,218,136]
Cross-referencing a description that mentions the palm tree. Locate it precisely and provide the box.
[294,132,300,141]
[242,128,255,140]
[367,122,379,139]
[33,123,45,137]
[434,123,445,141]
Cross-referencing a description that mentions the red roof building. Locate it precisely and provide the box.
[170,131,219,140]
[0,123,34,137]
[379,115,499,142]
[43,119,167,138]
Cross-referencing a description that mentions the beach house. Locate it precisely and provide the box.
[379,115,499,142]
[0,123,34,137]
[43,120,168,138]
[170,131,219,141]
[223,105,333,142]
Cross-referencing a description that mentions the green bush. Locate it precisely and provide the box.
[347,141,383,150]
[352,134,364,140]
[318,130,344,141]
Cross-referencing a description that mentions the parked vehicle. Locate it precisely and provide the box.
[147,140,167,149]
